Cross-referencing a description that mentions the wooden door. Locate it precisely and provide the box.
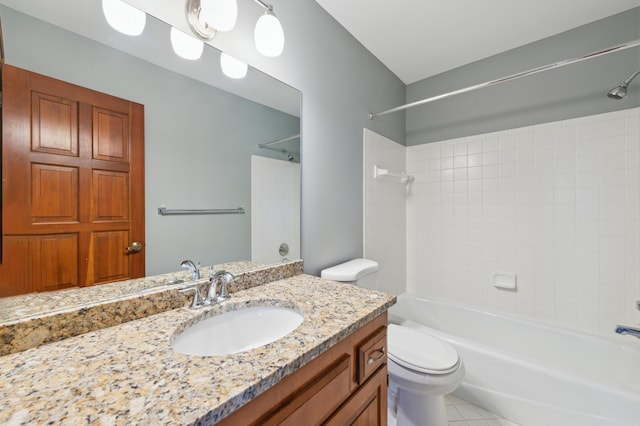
[0,64,145,296]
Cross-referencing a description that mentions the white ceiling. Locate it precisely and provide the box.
[314,0,640,84]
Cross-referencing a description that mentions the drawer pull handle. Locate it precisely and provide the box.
[368,347,385,364]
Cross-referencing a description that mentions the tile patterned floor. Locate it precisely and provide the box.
[388,393,520,426]
[445,394,520,426]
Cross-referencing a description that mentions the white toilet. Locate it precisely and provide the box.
[321,259,465,426]
[320,258,380,288]
[387,324,465,426]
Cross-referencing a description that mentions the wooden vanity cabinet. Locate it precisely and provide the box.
[217,312,388,426]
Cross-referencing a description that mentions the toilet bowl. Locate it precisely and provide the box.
[387,323,465,426]
[320,259,465,426]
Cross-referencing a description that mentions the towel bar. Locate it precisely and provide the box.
[158,207,245,216]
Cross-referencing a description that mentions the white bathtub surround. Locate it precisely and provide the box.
[363,129,407,295]
[406,107,640,340]
[251,156,301,265]
[390,294,640,426]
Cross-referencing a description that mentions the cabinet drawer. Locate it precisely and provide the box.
[357,326,387,385]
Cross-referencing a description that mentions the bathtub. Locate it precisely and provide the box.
[388,294,640,426]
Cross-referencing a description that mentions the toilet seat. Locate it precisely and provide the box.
[388,324,460,375]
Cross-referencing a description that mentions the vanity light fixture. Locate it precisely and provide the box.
[186,0,217,40]
[220,52,248,79]
[102,0,146,36]
[253,0,284,57]
[185,0,285,57]
[200,0,238,32]
[170,27,205,60]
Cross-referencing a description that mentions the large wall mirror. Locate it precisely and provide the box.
[0,0,301,315]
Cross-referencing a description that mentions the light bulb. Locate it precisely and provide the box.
[220,53,247,79]
[254,11,284,57]
[170,27,204,60]
[200,0,238,32]
[102,0,146,36]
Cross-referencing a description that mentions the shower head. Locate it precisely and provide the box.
[607,85,627,99]
[607,70,640,100]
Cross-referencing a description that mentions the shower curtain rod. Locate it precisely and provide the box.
[259,133,301,148]
[369,38,640,119]
[259,145,298,155]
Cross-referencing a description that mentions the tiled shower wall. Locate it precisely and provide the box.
[405,108,640,338]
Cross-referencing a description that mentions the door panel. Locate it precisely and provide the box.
[36,234,78,291]
[92,107,129,162]
[30,91,79,156]
[1,238,33,295]
[1,234,78,293]
[89,231,129,284]
[31,163,79,224]
[0,64,145,297]
[92,170,129,222]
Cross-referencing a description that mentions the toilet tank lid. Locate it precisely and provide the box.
[321,258,378,281]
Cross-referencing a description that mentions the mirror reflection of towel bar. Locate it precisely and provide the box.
[158,207,245,216]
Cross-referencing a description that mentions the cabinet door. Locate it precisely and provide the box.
[261,355,352,425]
[325,365,387,426]
[0,64,145,296]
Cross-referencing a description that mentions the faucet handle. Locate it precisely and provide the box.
[202,265,218,305]
[215,271,235,301]
[179,284,204,309]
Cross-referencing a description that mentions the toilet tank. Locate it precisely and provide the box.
[320,258,378,288]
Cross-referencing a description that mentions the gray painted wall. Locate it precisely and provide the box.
[0,5,300,275]
[406,8,640,145]
[196,0,407,275]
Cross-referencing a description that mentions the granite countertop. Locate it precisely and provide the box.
[0,261,303,356]
[0,260,270,322]
[0,275,395,425]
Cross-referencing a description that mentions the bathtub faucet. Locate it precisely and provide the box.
[615,324,640,339]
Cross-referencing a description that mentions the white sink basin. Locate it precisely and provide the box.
[171,305,304,356]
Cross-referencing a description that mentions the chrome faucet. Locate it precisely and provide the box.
[181,259,200,281]
[615,324,640,339]
[210,270,235,301]
[178,264,234,308]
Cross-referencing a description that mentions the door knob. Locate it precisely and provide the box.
[125,241,142,253]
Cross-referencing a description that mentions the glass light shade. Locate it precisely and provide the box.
[102,0,146,36]
[220,53,248,79]
[170,27,204,60]
[200,0,238,32]
[254,12,284,57]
